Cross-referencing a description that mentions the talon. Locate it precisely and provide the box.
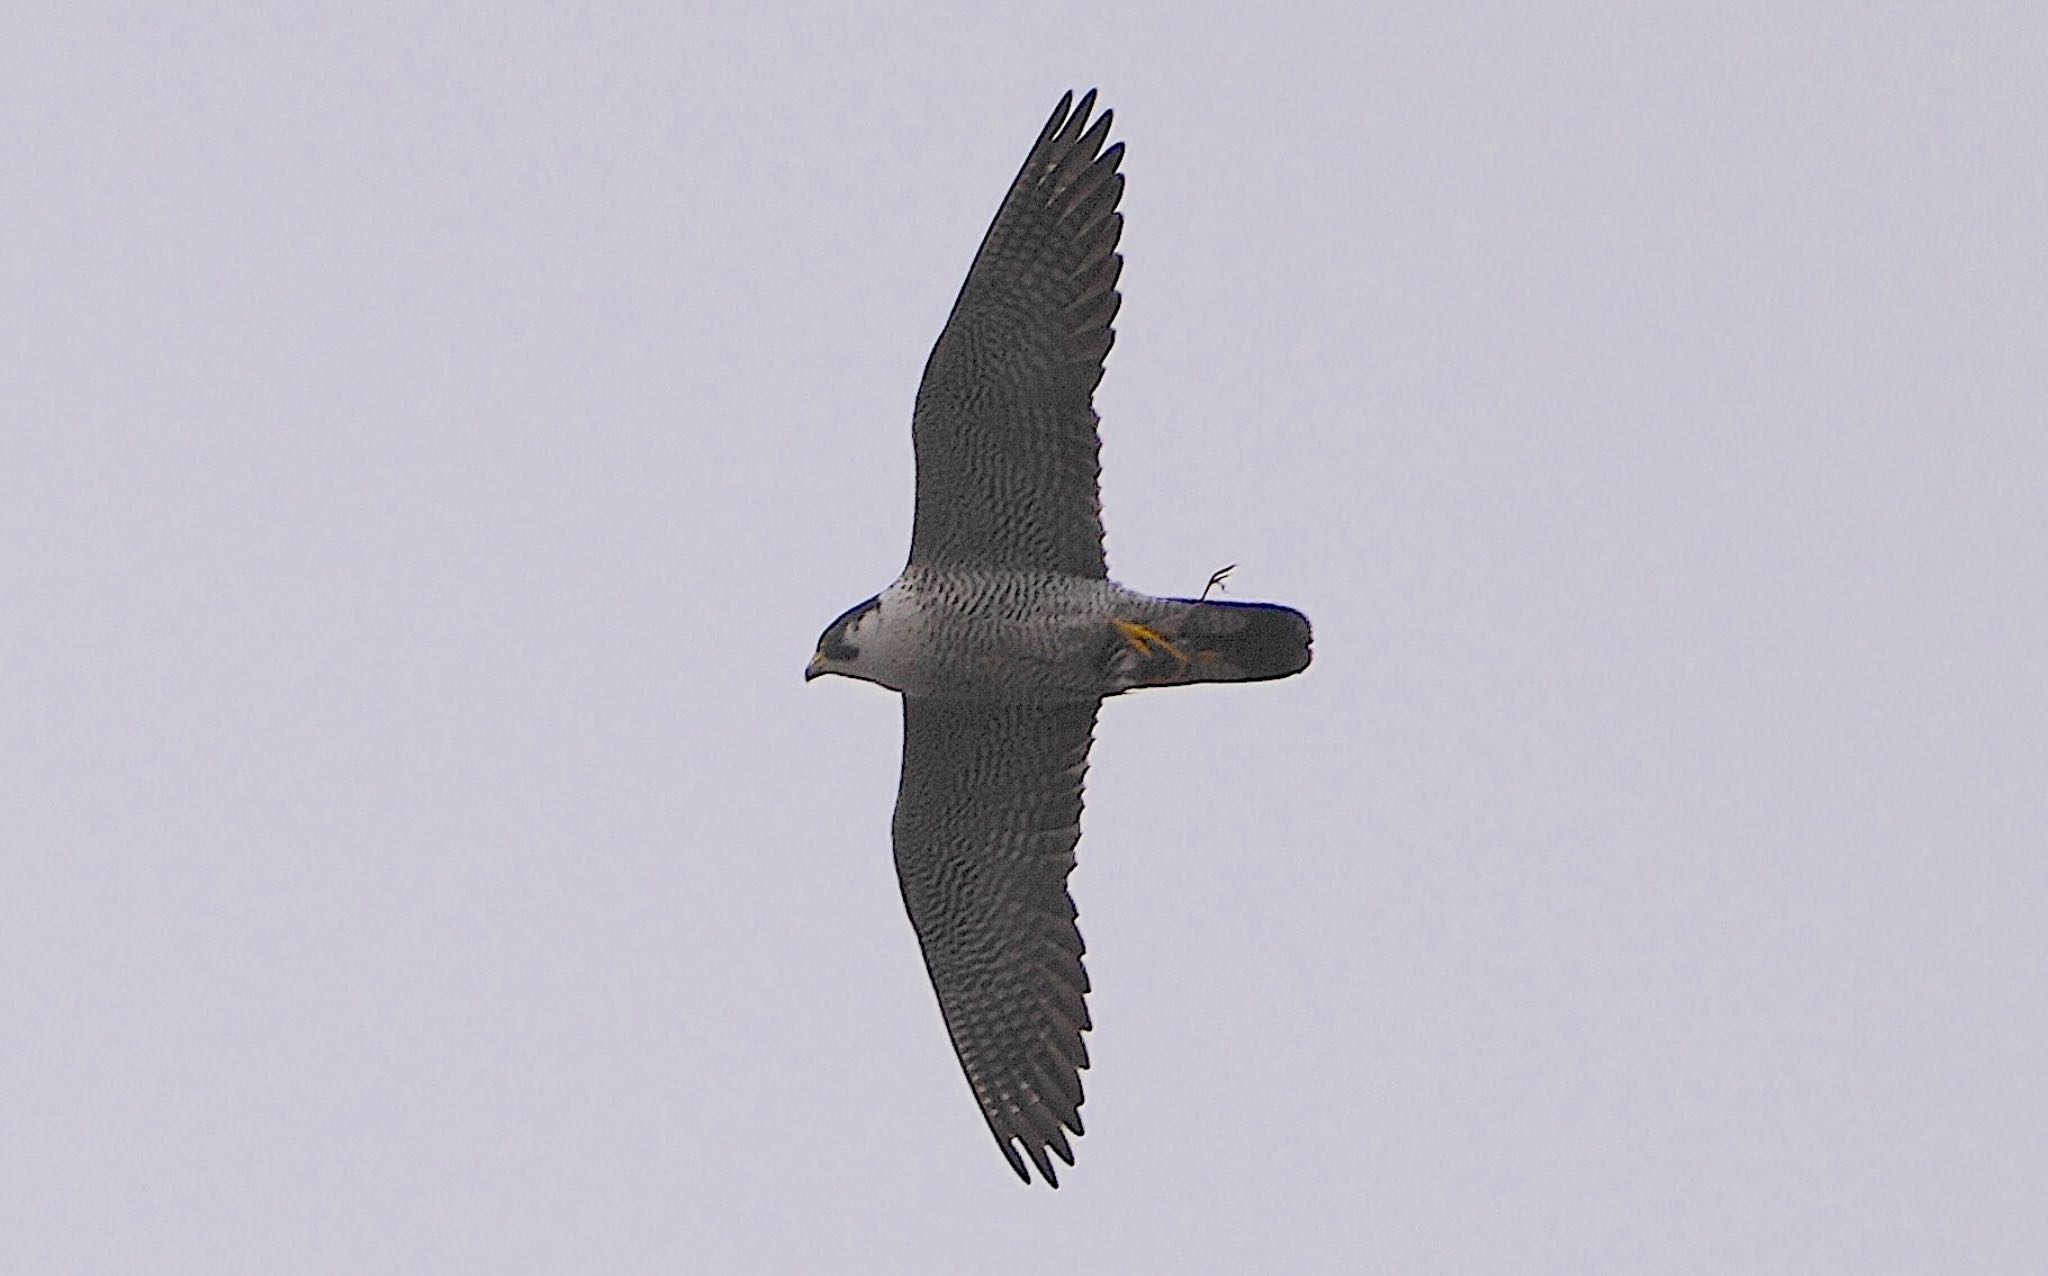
[1199,563,1236,602]
[1112,618,1190,667]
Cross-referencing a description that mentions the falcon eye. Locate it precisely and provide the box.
[820,596,880,662]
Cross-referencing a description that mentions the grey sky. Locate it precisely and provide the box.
[4,4,2043,1272]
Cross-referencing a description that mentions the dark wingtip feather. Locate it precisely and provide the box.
[1051,92,1092,150]
[1075,107,1114,163]
[997,1135,1031,1183]
[1042,91,1074,139]
[1023,1135,1058,1184]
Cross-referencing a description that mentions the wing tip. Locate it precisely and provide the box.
[1040,88,1114,159]
[1040,90,1076,144]
[994,1130,1077,1189]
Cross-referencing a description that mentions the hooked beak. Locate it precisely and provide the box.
[804,652,825,682]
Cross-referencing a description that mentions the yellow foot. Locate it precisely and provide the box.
[1112,618,1190,667]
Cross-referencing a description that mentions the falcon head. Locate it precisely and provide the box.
[805,596,883,683]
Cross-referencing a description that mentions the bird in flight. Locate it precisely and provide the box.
[806,90,1312,1187]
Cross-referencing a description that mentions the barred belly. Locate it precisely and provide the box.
[885,568,1136,702]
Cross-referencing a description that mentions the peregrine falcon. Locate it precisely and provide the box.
[806,90,1311,1187]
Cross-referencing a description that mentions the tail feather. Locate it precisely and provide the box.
[1127,599,1312,688]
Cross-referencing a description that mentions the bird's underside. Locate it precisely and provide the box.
[806,90,1311,1187]
[892,89,1124,1186]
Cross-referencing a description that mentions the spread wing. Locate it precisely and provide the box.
[907,90,1125,579]
[892,696,1098,1186]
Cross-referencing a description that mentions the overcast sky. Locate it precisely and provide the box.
[4,4,2043,1272]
